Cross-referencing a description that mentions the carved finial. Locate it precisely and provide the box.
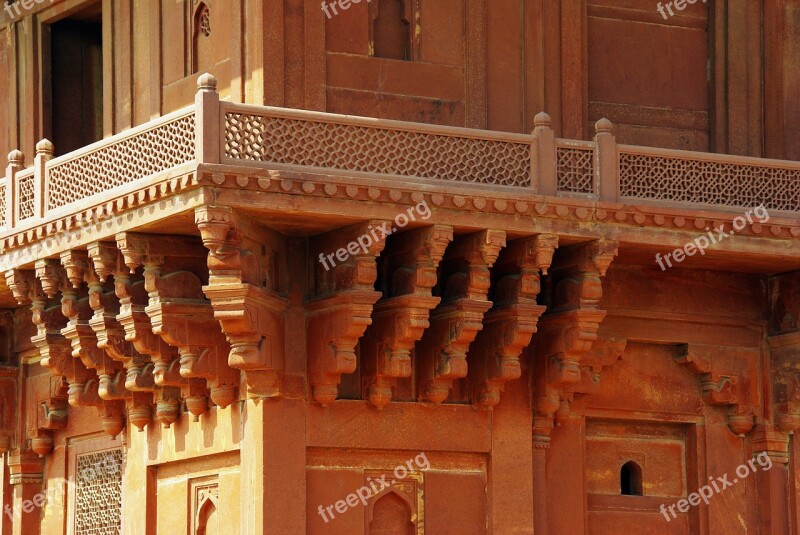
[7,149,24,165]
[197,73,218,92]
[595,118,614,135]
[35,139,55,157]
[534,112,551,129]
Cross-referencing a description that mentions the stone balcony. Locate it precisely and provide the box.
[0,74,798,446]
[1,72,798,275]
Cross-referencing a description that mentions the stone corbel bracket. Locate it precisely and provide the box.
[5,268,72,393]
[307,221,388,405]
[32,258,105,409]
[117,232,239,414]
[416,229,506,404]
[87,241,155,393]
[196,206,290,399]
[361,225,454,409]
[574,338,628,396]
[531,239,618,447]
[32,376,69,456]
[675,344,755,436]
[471,234,557,408]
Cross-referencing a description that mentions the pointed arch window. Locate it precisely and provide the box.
[191,1,212,74]
[368,490,415,534]
[620,460,643,496]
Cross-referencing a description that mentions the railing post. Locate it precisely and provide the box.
[595,118,618,202]
[6,150,24,229]
[534,112,557,196]
[196,73,220,164]
[34,139,54,219]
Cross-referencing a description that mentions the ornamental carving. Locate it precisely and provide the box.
[470,234,557,408]
[416,229,506,404]
[196,206,289,398]
[307,221,387,405]
[360,225,453,409]
[531,239,618,447]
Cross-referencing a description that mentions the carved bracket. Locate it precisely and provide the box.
[307,221,387,405]
[675,344,755,436]
[118,232,239,413]
[416,229,506,403]
[470,234,556,408]
[361,225,453,408]
[196,206,289,399]
[531,239,618,447]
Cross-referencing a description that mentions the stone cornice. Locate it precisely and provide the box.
[0,164,797,276]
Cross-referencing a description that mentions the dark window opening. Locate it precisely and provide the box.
[49,4,103,157]
[620,461,643,496]
[372,0,413,61]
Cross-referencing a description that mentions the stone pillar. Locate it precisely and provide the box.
[6,450,43,535]
[546,409,586,535]
[487,371,534,534]
[752,425,791,534]
[532,446,547,535]
[121,422,154,535]
[239,398,306,535]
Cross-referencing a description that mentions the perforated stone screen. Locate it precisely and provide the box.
[74,449,123,535]
[224,112,532,187]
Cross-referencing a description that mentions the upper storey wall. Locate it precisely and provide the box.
[1,0,799,165]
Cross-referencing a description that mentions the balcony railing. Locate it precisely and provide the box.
[2,73,798,237]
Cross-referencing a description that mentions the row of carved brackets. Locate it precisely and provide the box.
[3,225,263,446]
[305,213,563,408]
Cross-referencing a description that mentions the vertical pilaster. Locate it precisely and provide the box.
[7,451,43,535]
[546,411,585,535]
[239,398,306,535]
[487,373,534,534]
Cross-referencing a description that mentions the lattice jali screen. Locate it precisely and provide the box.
[556,146,595,194]
[619,152,800,211]
[224,113,531,187]
[17,172,35,220]
[75,449,123,535]
[47,113,196,211]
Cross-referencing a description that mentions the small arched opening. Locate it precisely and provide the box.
[620,460,643,496]
[368,490,415,534]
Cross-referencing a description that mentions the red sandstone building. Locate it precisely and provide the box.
[0,0,798,533]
